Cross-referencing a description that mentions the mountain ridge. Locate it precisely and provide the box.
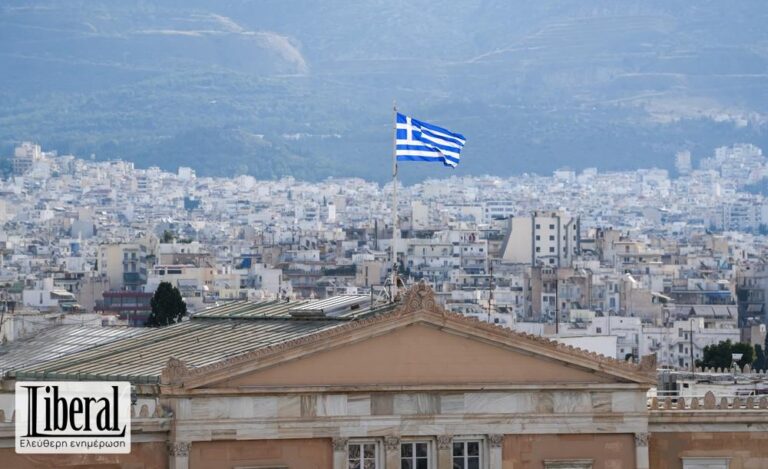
[2,0,768,182]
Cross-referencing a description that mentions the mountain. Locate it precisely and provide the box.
[1,0,768,182]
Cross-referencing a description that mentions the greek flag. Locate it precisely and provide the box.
[396,113,466,168]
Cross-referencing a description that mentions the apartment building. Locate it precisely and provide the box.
[501,211,580,267]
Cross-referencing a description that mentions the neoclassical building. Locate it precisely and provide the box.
[1,284,767,468]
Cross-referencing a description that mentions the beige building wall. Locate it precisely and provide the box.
[76,272,111,312]
[621,283,662,322]
[0,441,168,468]
[99,244,125,289]
[649,431,768,469]
[219,323,616,388]
[190,438,332,469]
[502,433,635,468]
[411,201,430,230]
[357,260,386,287]
[503,212,579,267]
[502,216,533,264]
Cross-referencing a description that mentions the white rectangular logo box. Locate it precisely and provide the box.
[15,381,131,454]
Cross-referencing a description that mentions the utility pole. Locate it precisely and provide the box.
[554,271,559,335]
[690,318,695,373]
[487,262,494,323]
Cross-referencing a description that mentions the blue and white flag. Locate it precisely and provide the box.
[396,113,466,168]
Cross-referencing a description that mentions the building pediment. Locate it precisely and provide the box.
[161,284,653,393]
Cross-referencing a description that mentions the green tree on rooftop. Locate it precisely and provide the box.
[146,281,187,327]
[696,340,754,370]
[754,344,767,372]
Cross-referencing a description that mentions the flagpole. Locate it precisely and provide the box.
[391,100,398,302]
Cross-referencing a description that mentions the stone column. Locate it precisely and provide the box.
[488,434,503,469]
[167,441,191,469]
[437,435,453,469]
[385,436,401,469]
[634,433,650,469]
[333,437,348,469]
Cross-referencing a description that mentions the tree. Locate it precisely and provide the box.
[754,344,767,372]
[697,340,754,370]
[732,342,755,369]
[161,230,175,243]
[146,282,187,327]
[764,332,768,368]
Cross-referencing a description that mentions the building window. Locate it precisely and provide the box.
[682,457,730,469]
[453,440,481,469]
[401,442,429,469]
[549,247,555,253]
[536,235,540,241]
[549,235,555,241]
[536,224,541,229]
[549,224,555,229]
[348,441,379,469]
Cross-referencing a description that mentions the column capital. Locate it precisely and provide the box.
[167,441,191,457]
[488,434,504,448]
[385,436,401,452]
[332,437,349,452]
[437,435,453,450]
[634,432,650,447]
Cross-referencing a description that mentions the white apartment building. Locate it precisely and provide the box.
[21,277,78,312]
[716,199,768,232]
[483,200,517,222]
[676,150,693,175]
[642,317,740,370]
[145,264,214,293]
[501,211,580,267]
[11,142,42,176]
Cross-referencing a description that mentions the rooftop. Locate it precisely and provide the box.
[4,298,397,384]
[0,326,143,377]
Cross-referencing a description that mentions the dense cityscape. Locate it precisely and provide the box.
[3,138,768,466]
[6,0,768,466]
[3,140,768,373]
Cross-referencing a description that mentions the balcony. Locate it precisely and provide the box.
[123,272,145,284]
